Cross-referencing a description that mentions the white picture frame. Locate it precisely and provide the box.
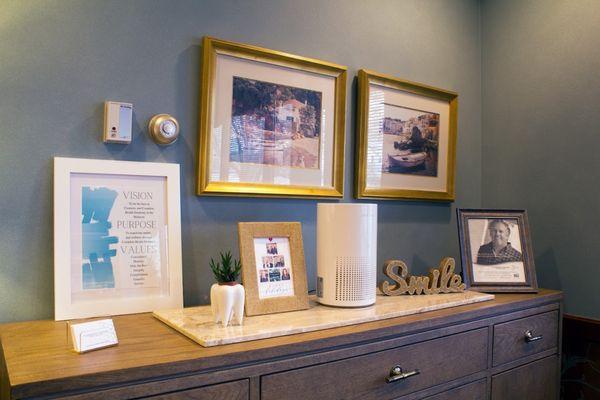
[54,157,183,320]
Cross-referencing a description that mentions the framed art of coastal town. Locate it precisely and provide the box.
[457,209,538,293]
[197,37,347,198]
[355,69,458,201]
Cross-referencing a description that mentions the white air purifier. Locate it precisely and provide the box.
[316,203,377,307]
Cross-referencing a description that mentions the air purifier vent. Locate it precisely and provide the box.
[335,256,374,302]
[317,203,377,307]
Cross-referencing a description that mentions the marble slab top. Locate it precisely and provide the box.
[153,291,494,347]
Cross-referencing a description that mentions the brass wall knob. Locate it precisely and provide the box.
[148,114,180,145]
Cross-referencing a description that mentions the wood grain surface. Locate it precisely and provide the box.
[380,257,466,295]
[423,379,486,400]
[491,355,558,400]
[260,328,487,400]
[0,289,561,399]
[492,310,558,366]
[146,379,248,399]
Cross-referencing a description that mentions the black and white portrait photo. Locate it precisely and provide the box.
[457,209,538,293]
[467,218,525,283]
[475,219,523,265]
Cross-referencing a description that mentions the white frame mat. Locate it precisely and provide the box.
[54,157,183,320]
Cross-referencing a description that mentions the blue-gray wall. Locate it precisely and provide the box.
[481,0,600,318]
[0,0,482,322]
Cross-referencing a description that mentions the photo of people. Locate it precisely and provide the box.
[381,103,439,177]
[476,219,523,265]
[269,269,281,282]
[230,77,322,169]
[467,218,526,284]
[259,269,269,282]
[253,236,295,299]
[273,255,285,268]
[266,242,278,255]
[262,256,274,269]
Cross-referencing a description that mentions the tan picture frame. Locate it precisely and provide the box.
[355,69,458,201]
[238,222,309,316]
[197,36,347,198]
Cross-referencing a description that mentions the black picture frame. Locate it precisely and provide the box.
[457,209,538,293]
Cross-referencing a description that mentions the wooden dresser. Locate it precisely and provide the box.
[0,290,562,399]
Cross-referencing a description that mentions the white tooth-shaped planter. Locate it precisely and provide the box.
[210,283,245,327]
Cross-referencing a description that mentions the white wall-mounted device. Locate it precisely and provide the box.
[316,203,378,307]
[103,101,133,144]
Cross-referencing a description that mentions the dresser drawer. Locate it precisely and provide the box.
[491,355,558,400]
[422,379,486,400]
[146,379,249,399]
[261,328,488,400]
[492,311,558,366]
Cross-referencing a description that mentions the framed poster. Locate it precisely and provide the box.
[238,222,309,316]
[197,37,347,198]
[54,157,183,320]
[457,209,538,293]
[355,69,458,201]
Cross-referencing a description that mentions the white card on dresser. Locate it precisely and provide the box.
[69,318,118,353]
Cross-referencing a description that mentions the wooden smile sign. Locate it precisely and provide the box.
[380,257,466,296]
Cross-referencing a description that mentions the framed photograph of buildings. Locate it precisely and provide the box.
[238,222,309,316]
[355,69,458,201]
[197,37,347,198]
[53,157,183,320]
[457,209,538,293]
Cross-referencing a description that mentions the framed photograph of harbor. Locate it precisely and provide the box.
[457,209,538,293]
[197,37,347,198]
[355,69,458,201]
[238,222,309,316]
[53,157,183,320]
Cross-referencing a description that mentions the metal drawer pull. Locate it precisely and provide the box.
[524,330,543,342]
[386,365,420,383]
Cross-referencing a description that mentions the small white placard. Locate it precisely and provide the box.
[69,319,118,353]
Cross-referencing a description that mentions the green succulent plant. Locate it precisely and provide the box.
[210,251,242,283]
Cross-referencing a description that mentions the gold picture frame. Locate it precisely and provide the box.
[197,37,347,198]
[355,69,458,201]
[238,222,309,316]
